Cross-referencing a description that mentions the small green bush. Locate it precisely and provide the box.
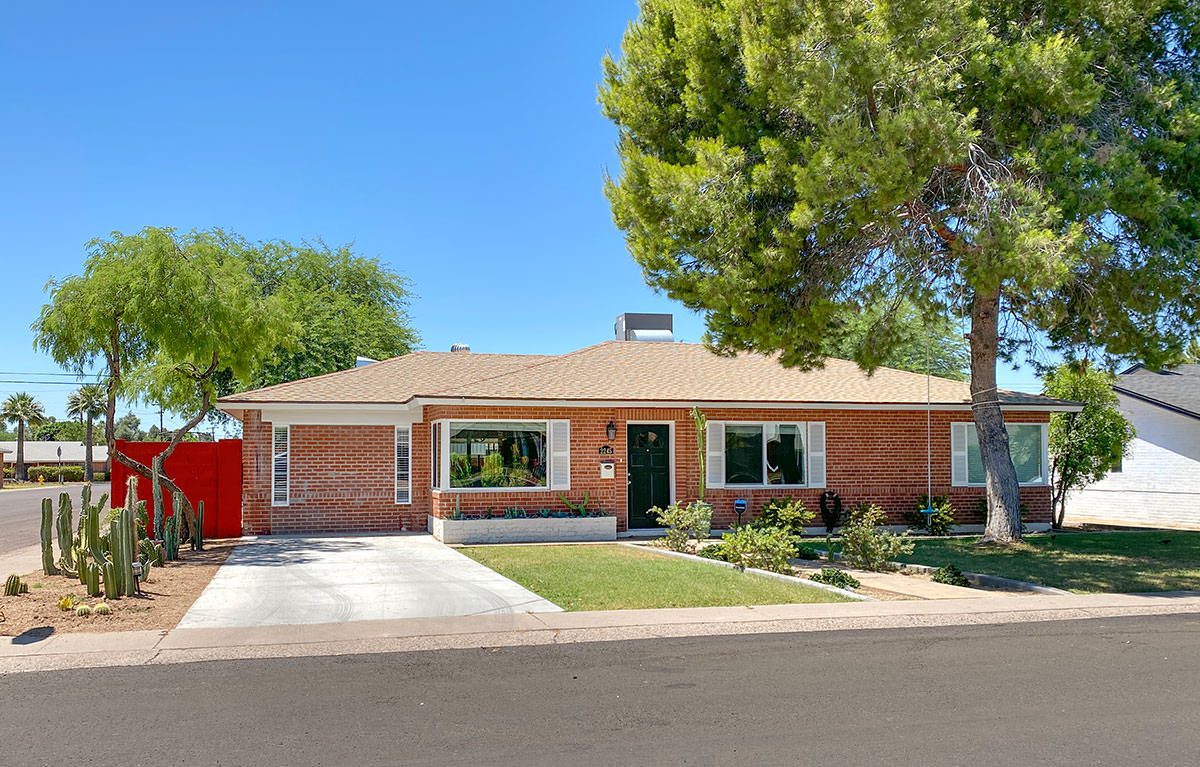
[697,542,729,561]
[653,501,713,553]
[931,563,971,587]
[795,545,821,561]
[903,494,957,535]
[839,502,914,572]
[809,567,860,590]
[750,497,815,535]
[26,465,86,482]
[717,525,796,574]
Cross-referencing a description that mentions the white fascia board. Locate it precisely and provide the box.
[246,403,422,427]
[409,396,1080,413]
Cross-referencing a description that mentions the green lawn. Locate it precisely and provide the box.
[458,544,854,611]
[899,531,1200,593]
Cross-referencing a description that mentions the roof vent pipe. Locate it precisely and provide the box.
[450,343,471,353]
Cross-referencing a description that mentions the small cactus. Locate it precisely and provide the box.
[102,561,119,600]
[85,562,102,597]
[75,604,92,617]
[93,602,112,616]
[4,574,23,596]
[57,594,76,611]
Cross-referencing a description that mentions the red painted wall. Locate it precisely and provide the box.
[110,439,242,539]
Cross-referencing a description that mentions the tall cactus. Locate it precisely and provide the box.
[192,500,205,551]
[152,455,166,541]
[40,499,59,575]
[164,515,180,562]
[118,507,136,596]
[101,560,118,599]
[56,492,74,570]
[85,504,103,563]
[85,562,102,597]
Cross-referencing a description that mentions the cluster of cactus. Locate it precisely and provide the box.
[38,478,166,601]
[4,574,28,596]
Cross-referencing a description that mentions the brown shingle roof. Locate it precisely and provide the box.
[218,341,1074,408]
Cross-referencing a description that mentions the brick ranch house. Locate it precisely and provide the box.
[216,336,1079,537]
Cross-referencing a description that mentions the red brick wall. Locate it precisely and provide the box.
[240,405,1052,534]
[240,411,429,534]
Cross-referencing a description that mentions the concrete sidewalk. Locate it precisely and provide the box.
[3,591,1199,674]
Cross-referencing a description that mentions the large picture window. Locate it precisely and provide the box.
[448,421,547,488]
[724,422,805,486]
[952,422,1047,486]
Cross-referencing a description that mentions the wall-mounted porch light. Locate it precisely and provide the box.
[606,421,617,441]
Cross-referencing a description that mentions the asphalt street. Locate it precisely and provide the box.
[2,613,1197,766]
[0,483,109,556]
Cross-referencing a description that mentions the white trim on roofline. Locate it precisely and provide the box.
[408,397,1080,412]
[218,397,1080,416]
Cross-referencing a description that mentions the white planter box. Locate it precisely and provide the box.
[428,514,617,545]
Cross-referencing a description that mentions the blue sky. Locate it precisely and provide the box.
[0,1,1042,427]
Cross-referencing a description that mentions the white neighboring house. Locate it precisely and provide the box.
[1066,364,1200,531]
[0,441,109,476]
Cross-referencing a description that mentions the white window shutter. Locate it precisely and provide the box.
[951,423,968,486]
[550,420,571,490]
[272,425,289,506]
[394,426,411,504]
[806,422,826,488]
[706,421,725,489]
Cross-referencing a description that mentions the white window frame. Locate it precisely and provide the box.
[718,421,809,489]
[437,419,556,493]
[394,425,411,505]
[271,425,289,507]
[950,422,1049,487]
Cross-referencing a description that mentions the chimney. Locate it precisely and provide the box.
[614,313,673,342]
[450,343,471,353]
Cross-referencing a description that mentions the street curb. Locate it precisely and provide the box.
[621,543,875,601]
[897,562,1072,595]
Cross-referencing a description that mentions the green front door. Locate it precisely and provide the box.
[627,424,670,528]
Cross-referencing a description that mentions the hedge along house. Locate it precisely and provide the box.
[216,316,1080,538]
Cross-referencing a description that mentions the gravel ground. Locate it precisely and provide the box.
[0,540,234,635]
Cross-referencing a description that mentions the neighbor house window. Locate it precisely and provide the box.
[952,422,1047,486]
[272,425,289,506]
[448,421,547,488]
[724,422,805,486]
[395,426,411,504]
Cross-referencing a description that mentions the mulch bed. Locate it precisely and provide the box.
[0,539,236,636]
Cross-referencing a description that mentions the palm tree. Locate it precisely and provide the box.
[66,385,106,482]
[1,393,47,482]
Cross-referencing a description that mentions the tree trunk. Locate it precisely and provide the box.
[84,417,94,482]
[970,289,1023,544]
[15,420,26,481]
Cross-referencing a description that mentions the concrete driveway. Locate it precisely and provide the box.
[177,534,561,629]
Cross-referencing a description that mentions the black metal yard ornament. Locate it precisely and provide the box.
[819,490,842,563]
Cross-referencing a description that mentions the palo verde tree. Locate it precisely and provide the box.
[1043,362,1135,528]
[601,0,1200,542]
[35,227,292,528]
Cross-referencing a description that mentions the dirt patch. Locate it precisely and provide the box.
[0,540,236,636]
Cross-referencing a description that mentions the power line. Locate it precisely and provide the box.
[0,371,104,377]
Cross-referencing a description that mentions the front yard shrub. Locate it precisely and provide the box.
[717,525,796,574]
[809,567,860,590]
[27,465,86,483]
[795,544,821,561]
[903,494,957,536]
[931,563,971,587]
[653,501,713,553]
[839,502,914,572]
[750,497,815,536]
[697,542,729,561]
